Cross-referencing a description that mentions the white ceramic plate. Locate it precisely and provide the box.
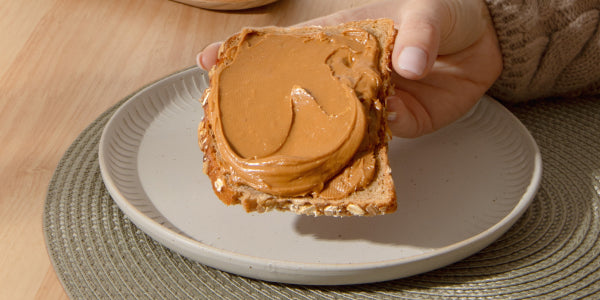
[99,67,542,285]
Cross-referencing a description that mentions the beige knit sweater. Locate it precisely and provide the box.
[485,0,600,102]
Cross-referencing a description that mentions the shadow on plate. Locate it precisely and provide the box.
[292,212,470,249]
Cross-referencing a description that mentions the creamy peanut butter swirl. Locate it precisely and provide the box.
[207,28,383,197]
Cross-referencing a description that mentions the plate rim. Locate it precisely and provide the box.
[98,67,542,285]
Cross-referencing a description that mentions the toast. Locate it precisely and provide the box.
[198,19,397,216]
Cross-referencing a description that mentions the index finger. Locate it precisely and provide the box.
[197,42,222,71]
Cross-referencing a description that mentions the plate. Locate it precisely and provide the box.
[98,67,542,285]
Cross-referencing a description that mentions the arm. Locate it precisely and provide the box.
[486,0,600,102]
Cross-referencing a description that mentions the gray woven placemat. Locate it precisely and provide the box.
[44,71,600,299]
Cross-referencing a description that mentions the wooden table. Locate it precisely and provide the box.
[0,0,376,298]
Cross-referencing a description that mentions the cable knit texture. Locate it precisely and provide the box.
[485,0,600,102]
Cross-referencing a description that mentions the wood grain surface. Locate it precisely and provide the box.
[0,0,376,298]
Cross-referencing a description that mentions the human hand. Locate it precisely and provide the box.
[196,0,502,138]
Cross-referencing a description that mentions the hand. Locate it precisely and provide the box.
[196,0,502,138]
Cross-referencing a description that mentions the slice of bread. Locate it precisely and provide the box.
[198,19,397,216]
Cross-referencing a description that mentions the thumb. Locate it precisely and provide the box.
[392,0,489,79]
[391,0,443,80]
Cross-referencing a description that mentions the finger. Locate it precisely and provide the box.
[386,91,433,138]
[196,42,222,70]
[438,0,488,55]
[391,0,443,80]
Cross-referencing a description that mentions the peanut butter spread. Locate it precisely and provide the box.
[206,28,384,198]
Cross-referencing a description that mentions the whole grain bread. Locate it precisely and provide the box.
[198,19,397,216]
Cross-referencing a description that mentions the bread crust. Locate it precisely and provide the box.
[199,19,397,216]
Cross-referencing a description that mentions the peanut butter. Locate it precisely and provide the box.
[206,28,383,198]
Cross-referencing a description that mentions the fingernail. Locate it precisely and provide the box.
[387,111,397,122]
[386,95,401,122]
[398,47,427,76]
[196,52,207,70]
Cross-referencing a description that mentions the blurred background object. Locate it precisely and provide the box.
[171,0,279,10]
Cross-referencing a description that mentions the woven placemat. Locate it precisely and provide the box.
[44,71,600,298]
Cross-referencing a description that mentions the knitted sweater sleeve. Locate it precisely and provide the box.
[484,0,600,102]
